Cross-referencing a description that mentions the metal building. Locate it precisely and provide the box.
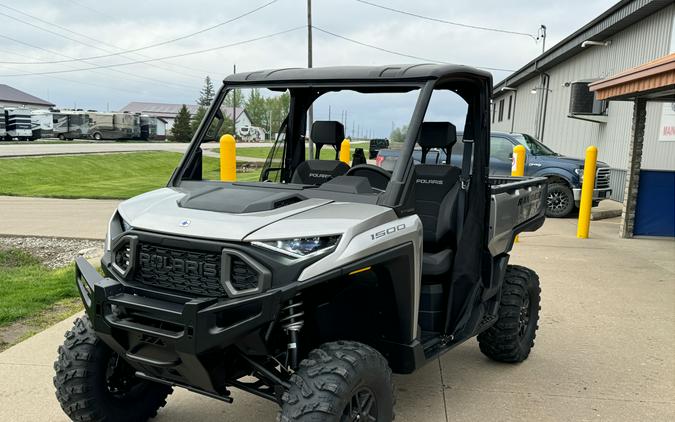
[492,0,675,237]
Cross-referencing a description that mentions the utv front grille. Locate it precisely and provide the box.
[230,256,260,291]
[134,243,226,297]
[126,240,270,298]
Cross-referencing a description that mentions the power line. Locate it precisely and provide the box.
[0,32,197,92]
[0,0,282,65]
[0,26,306,77]
[355,0,537,40]
[0,2,203,81]
[312,26,515,73]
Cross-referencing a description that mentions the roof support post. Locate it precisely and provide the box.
[619,98,646,238]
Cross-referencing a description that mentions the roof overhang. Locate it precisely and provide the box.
[493,0,673,94]
[589,53,675,101]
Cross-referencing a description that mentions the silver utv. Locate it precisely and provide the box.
[55,64,547,422]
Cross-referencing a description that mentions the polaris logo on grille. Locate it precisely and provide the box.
[139,253,217,278]
[178,219,191,227]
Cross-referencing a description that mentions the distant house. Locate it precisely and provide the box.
[0,84,55,109]
[119,101,252,134]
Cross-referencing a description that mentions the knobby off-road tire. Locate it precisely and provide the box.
[478,265,541,363]
[546,183,575,218]
[53,316,173,422]
[279,341,395,422]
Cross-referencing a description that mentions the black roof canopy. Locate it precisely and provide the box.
[223,64,491,87]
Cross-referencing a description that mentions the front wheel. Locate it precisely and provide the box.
[53,316,173,422]
[546,183,575,218]
[279,341,395,422]
[478,265,541,363]
[93,132,102,140]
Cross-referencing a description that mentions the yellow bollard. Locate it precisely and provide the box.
[339,138,351,164]
[511,144,526,177]
[219,134,236,182]
[577,146,598,239]
[512,144,526,243]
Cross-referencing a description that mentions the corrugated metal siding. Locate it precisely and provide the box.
[493,4,674,171]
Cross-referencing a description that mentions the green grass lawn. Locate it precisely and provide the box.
[0,152,261,199]
[0,249,77,326]
[237,144,370,160]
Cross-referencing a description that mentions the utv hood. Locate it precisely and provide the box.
[117,187,333,242]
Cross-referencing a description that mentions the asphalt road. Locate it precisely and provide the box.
[0,141,275,158]
[0,211,673,421]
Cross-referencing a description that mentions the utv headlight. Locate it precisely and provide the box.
[252,236,340,259]
[574,168,584,182]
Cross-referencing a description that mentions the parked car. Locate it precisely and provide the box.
[368,137,389,159]
[55,64,547,422]
[377,131,611,218]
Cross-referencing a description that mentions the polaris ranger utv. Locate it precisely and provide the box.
[55,64,547,421]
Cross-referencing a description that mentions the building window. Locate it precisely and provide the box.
[498,99,504,122]
[507,95,513,120]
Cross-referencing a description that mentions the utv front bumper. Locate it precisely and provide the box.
[75,256,279,392]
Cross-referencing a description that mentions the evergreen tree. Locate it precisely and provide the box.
[197,76,215,107]
[245,89,267,127]
[191,106,207,135]
[172,105,193,142]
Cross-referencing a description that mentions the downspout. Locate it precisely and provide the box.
[510,89,517,133]
[539,72,550,141]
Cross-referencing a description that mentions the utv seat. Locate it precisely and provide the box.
[413,122,461,276]
[291,120,349,185]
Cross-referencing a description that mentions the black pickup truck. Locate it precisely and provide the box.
[376,131,612,218]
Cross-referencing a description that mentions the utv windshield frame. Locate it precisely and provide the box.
[168,65,492,212]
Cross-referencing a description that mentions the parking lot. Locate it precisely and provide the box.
[0,214,672,421]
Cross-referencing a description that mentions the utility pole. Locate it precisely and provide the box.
[328,105,331,120]
[539,25,547,54]
[307,0,314,158]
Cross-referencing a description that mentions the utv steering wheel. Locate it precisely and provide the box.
[345,164,392,192]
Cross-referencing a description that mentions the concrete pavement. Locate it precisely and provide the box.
[0,216,673,421]
[0,196,121,239]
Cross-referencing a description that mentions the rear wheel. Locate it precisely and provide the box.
[58,134,66,140]
[478,265,541,363]
[546,182,574,218]
[53,316,172,422]
[279,341,395,422]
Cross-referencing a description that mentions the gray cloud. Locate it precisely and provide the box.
[0,0,615,132]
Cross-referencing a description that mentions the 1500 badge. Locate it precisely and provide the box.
[370,223,406,240]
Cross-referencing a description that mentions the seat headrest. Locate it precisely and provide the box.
[311,121,345,146]
[418,122,457,150]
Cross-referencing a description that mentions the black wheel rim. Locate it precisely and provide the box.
[105,353,140,398]
[518,295,531,338]
[341,387,377,422]
[547,191,570,213]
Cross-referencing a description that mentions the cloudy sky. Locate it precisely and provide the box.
[0,0,618,136]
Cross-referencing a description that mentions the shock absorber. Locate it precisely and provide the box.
[280,294,304,369]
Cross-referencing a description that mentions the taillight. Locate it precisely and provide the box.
[375,155,384,167]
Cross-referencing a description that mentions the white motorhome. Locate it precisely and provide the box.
[4,107,33,141]
[0,107,6,140]
[31,109,54,139]
[52,110,90,140]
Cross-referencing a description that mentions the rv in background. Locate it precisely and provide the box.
[140,115,166,140]
[88,112,140,140]
[53,110,90,140]
[0,107,6,140]
[31,109,54,139]
[4,107,33,141]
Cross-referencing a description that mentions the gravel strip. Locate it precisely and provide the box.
[0,236,103,269]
